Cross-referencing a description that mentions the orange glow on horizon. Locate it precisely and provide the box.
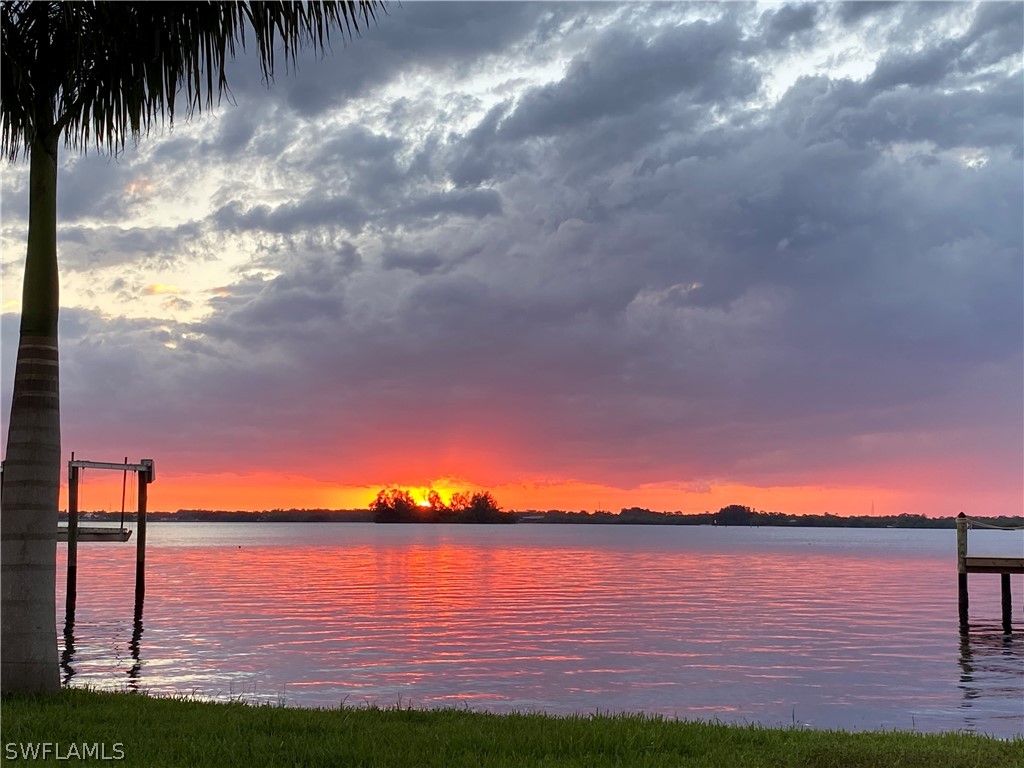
[52,467,1015,519]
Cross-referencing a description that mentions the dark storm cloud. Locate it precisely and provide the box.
[836,2,899,25]
[761,3,819,49]
[213,195,367,235]
[200,246,359,352]
[867,3,1023,92]
[499,16,759,140]
[375,2,1019,485]
[773,61,1022,156]
[960,1,1024,70]
[1,308,224,466]
[202,107,259,156]
[867,41,961,90]
[381,249,443,275]
[445,11,765,191]
[399,188,502,221]
[231,2,580,118]
[305,126,405,186]
[447,100,521,187]
[58,155,131,222]
[3,2,1021,500]
[59,221,204,272]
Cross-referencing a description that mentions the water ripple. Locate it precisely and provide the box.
[56,524,1024,736]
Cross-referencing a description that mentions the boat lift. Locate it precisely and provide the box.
[64,456,155,615]
[59,454,145,542]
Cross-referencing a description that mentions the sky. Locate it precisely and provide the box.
[1,1,1022,516]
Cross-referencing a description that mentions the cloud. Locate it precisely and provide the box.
[961,1,1024,69]
[398,188,503,222]
[58,222,205,272]
[867,41,962,90]
[213,195,367,235]
[223,1,570,118]
[498,16,760,141]
[761,3,820,49]
[144,284,183,296]
[1,2,1020,511]
[381,249,443,275]
[835,2,899,26]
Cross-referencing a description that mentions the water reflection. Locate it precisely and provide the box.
[128,598,144,688]
[55,525,1024,737]
[59,577,146,690]
[60,606,76,686]
[957,625,1023,735]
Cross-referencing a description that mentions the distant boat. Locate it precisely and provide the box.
[57,526,132,543]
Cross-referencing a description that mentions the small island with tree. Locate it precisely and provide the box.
[371,488,514,524]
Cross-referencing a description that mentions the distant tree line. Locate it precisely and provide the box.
[60,505,1021,529]
[511,505,1021,529]
[370,488,514,524]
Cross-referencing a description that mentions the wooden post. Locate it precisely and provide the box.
[134,461,151,606]
[956,512,969,628]
[1002,573,1012,632]
[65,462,80,616]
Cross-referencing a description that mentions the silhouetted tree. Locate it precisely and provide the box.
[371,488,419,523]
[714,504,755,526]
[464,491,503,523]
[449,492,471,513]
[427,489,447,513]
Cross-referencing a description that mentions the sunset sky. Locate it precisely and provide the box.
[1,1,1021,516]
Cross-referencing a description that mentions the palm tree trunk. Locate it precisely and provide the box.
[1,130,61,694]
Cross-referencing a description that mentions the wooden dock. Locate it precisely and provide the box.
[963,556,1024,575]
[957,513,1024,631]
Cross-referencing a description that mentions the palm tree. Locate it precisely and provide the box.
[0,0,382,694]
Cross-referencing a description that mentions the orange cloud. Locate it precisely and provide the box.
[144,283,183,296]
[124,178,154,198]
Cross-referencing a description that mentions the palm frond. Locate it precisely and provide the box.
[0,1,384,163]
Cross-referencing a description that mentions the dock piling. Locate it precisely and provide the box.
[65,461,80,617]
[1002,573,1012,633]
[956,513,969,628]
[134,460,152,606]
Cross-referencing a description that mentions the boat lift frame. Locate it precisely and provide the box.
[65,457,155,616]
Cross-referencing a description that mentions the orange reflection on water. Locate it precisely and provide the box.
[55,524,1024,735]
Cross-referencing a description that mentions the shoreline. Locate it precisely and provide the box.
[3,689,1021,767]
[56,509,1024,529]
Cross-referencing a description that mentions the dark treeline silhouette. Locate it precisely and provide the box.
[370,488,514,524]
[59,504,1021,529]
[522,504,1021,529]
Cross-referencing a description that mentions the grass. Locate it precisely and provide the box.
[2,689,1022,767]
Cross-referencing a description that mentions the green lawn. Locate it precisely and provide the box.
[2,689,1021,767]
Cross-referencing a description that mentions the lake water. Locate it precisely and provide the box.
[56,523,1023,737]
